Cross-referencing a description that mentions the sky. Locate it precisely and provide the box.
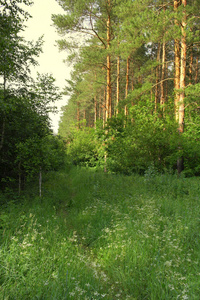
[22,0,72,133]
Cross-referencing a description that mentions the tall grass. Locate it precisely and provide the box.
[0,167,200,299]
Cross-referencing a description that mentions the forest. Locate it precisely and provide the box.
[0,0,200,299]
[54,0,200,176]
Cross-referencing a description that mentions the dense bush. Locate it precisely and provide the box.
[66,127,104,168]
[63,97,200,176]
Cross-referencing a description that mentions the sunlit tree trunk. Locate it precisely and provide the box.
[103,87,106,127]
[77,101,80,129]
[99,95,102,119]
[160,40,166,106]
[155,43,161,110]
[189,42,193,85]
[106,3,112,122]
[179,0,187,134]
[125,56,130,116]
[174,0,181,121]
[195,56,198,84]
[177,0,187,174]
[94,94,97,128]
[116,54,120,115]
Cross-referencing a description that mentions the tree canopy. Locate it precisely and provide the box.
[53,0,200,176]
[0,0,65,192]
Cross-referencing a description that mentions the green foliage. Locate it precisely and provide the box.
[104,99,178,174]
[16,135,66,180]
[66,127,104,168]
[1,167,200,299]
[0,1,64,191]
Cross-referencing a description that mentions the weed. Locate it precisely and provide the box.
[0,167,200,299]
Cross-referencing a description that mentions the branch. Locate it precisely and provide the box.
[89,10,106,48]
[151,78,174,88]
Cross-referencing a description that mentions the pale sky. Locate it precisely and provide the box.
[23,0,72,133]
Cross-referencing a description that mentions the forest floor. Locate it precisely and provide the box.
[0,166,200,299]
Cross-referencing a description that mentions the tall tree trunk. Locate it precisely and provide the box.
[77,101,80,129]
[165,61,168,101]
[177,0,187,174]
[94,94,97,128]
[39,167,42,198]
[99,95,102,120]
[174,0,181,121]
[116,54,120,115]
[160,40,166,106]
[94,73,97,128]
[125,56,130,116]
[195,56,198,83]
[155,43,161,110]
[189,44,193,85]
[179,0,187,134]
[103,87,106,128]
[106,5,112,122]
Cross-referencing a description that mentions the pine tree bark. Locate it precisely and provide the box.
[179,0,187,134]
[177,0,187,175]
[160,41,166,106]
[106,4,112,122]
[94,94,97,128]
[77,101,80,129]
[155,43,161,110]
[189,43,193,85]
[116,54,120,115]
[174,0,181,121]
[103,87,106,127]
[195,56,198,83]
[125,56,130,116]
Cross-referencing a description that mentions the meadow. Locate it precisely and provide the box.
[0,166,200,299]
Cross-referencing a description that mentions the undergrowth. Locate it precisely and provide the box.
[0,167,200,299]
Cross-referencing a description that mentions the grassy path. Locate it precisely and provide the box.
[0,167,200,299]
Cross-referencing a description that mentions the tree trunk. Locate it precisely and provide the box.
[106,5,112,122]
[155,43,161,110]
[18,162,21,196]
[195,56,198,83]
[179,0,187,134]
[177,0,187,175]
[160,40,166,106]
[77,101,80,129]
[94,94,97,128]
[116,54,120,115]
[125,56,130,116]
[189,45,193,85]
[174,0,181,121]
[39,167,42,198]
[103,87,106,128]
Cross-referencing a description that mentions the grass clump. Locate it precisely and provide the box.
[0,167,200,299]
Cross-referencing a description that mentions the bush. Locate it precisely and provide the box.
[66,127,104,168]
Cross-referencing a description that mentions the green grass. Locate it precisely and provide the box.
[0,167,200,299]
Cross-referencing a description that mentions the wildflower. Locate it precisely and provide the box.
[85,283,90,287]
[164,261,172,267]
